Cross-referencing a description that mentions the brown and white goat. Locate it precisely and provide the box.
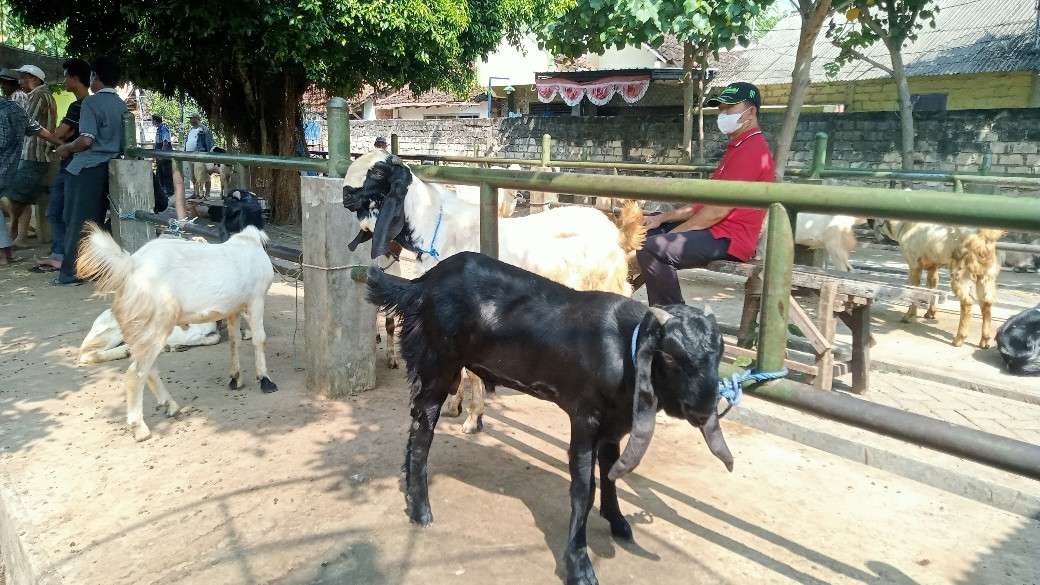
[881,220,1003,348]
[76,222,278,441]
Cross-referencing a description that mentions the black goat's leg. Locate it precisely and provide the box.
[564,420,599,585]
[597,441,632,540]
[404,372,457,526]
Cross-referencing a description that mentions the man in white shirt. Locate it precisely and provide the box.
[182,112,213,199]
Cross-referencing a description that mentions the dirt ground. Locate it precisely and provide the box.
[2,250,1040,585]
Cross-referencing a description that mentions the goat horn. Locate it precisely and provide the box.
[649,307,674,325]
[699,409,734,472]
[703,304,714,317]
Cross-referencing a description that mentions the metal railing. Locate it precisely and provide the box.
[336,131,1040,192]
[118,96,1040,480]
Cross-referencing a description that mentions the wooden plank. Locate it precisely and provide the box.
[705,260,943,307]
[724,343,849,379]
[788,294,832,354]
[813,282,839,391]
[838,304,872,395]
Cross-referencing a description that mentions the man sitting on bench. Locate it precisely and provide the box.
[636,81,775,306]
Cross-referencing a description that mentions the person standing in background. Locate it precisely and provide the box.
[183,112,213,198]
[6,64,57,247]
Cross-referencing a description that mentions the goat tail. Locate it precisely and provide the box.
[617,200,647,253]
[76,222,133,293]
[366,266,420,318]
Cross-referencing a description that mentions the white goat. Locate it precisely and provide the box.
[880,220,1003,347]
[79,309,221,364]
[795,214,867,271]
[344,150,645,432]
[76,222,278,441]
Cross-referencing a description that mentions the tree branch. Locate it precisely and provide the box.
[843,46,894,74]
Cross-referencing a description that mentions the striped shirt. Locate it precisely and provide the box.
[0,97,42,189]
[21,84,56,162]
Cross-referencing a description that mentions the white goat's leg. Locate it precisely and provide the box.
[461,374,486,434]
[227,313,243,389]
[442,374,465,418]
[124,344,162,441]
[145,367,181,417]
[902,266,922,323]
[923,268,940,319]
[247,299,278,393]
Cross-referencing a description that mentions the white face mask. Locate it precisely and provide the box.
[716,108,747,135]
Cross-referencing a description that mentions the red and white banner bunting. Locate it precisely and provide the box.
[535,75,651,106]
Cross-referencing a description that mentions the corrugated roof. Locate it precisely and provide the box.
[713,0,1039,87]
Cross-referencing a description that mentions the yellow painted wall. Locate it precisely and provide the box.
[757,71,1035,111]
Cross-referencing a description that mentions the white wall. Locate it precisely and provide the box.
[477,36,554,87]
[594,44,660,70]
[392,103,486,120]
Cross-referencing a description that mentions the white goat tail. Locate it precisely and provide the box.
[76,222,134,293]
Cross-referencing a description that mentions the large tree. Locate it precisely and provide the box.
[826,0,939,171]
[771,0,853,180]
[541,0,774,163]
[12,0,558,221]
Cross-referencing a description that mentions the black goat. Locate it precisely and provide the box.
[996,305,1040,376]
[218,189,264,243]
[367,252,732,585]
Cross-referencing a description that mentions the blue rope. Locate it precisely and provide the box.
[629,317,788,417]
[416,206,443,260]
[717,367,789,415]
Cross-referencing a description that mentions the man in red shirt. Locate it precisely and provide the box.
[636,81,775,306]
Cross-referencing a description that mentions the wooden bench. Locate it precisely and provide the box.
[702,261,946,393]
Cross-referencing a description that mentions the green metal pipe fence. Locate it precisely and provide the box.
[118,98,1040,480]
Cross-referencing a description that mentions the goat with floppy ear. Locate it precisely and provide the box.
[367,252,731,585]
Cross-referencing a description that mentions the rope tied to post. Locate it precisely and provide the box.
[717,367,789,417]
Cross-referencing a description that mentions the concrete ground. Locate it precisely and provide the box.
[2,241,1040,585]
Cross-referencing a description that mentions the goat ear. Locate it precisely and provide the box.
[650,307,673,324]
[371,196,405,259]
[609,311,661,481]
[700,408,734,472]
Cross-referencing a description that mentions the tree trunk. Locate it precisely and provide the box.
[696,51,709,164]
[773,0,832,181]
[682,42,695,162]
[889,44,915,171]
[204,63,309,223]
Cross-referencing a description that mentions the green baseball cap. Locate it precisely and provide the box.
[704,81,761,109]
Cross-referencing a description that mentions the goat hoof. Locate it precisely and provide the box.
[165,400,181,417]
[461,416,484,434]
[388,358,399,370]
[923,311,937,320]
[952,337,965,347]
[441,404,462,418]
[228,375,241,390]
[131,423,151,442]
[605,516,633,541]
[565,553,598,585]
[408,505,434,527]
[259,376,279,394]
[979,338,993,349]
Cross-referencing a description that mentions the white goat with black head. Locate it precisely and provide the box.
[342,150,646,433]
[75,197,278,442]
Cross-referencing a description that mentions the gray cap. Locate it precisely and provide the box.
[374,136,387,145]
[0,68,17,81]
[189,112,202,119]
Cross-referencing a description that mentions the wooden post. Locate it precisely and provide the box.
[109,159,155,253]
[172,161,187,220]
[301,175,377,397]
[813,282,838,390]
[848,301,871,394]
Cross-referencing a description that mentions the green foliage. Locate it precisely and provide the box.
[540,0,775,61]
[0,0,66,56]
[824,0,939,77]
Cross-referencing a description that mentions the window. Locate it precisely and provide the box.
[528,103,573,117]
[423,113,480,119]
[911,93,947,112]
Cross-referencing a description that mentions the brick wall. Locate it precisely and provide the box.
[758,72,1036,112]
[352,108,1040,183]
